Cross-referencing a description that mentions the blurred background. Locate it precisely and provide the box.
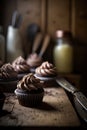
[0,0,87,96]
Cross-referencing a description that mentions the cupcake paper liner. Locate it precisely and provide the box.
[14,89,44,107]
[34,74,57,87]
[0,80,18,93]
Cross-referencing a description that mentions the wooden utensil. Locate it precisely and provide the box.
[39,34,50,57]
[32,32,43,53]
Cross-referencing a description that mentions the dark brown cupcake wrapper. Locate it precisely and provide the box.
[14,89,44,107]
[0,77,18,82]
[0,80,18,93]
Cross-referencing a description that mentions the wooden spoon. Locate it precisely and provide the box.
[32,32,43,53]
[39,34,50,57]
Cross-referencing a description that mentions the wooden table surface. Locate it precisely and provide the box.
[0,87,81,128]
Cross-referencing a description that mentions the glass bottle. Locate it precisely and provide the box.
[6,25,24,63]
[53,30,74,73]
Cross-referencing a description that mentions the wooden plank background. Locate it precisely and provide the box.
[47,0,70,35]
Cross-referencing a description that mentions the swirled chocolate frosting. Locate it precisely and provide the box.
[35,61,57,77]
[0,63,17,79]
[17,73,44,92]
[12,56,30,73]
[26,53,42,67]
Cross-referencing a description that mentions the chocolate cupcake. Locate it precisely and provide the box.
[26,53,43,73]
[14,73,44,107]
[35,61,58,87]
[12,56,30,80]
[0,63,18,92]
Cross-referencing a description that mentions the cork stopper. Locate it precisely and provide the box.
[56,30,63,38]
[56,30,72,39]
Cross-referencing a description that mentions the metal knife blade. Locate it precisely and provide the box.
[74,97,87,123]
[56,77,87,111]
[74,92,87,111]
[56,77,78,94]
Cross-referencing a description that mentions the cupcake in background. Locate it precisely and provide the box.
[12,56,30,80]
[26,53,43,73]
[0,63,18,92]
[35,61,58,87]
[14,73,44,107]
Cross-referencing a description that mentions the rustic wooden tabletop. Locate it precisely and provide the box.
[0,87,81,128]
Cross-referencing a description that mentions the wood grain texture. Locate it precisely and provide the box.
[47,0,70,35]
[0,88,80,127]
[41,0,47,32]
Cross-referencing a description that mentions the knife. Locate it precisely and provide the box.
[74,96,87,123]
[56,77,87,122]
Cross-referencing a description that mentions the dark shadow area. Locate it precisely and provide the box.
[0,110,11,117]
[32,101,57,111]
[20,101,57,111]
[0,126,83,130]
